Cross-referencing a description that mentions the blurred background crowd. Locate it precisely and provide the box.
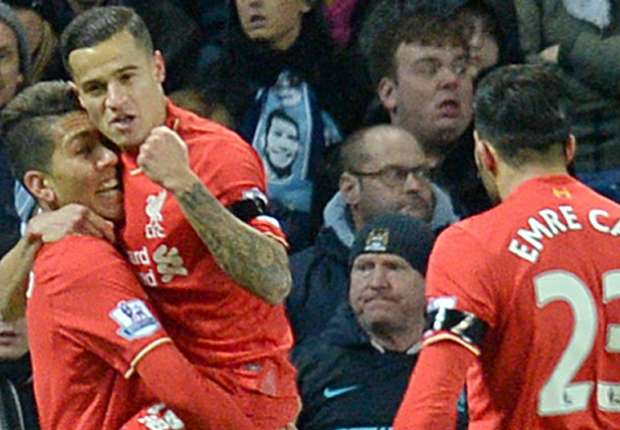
[0,0,618,428]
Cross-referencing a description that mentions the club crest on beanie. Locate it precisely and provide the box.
[349,213,435,275]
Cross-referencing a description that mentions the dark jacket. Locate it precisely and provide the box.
[0,148,19,257]
[435,125,493,217]
[516,0,620,174]
[292,303,421,430]
[288,224,349,346]
[0,354,39,430]
[293,304,469,430]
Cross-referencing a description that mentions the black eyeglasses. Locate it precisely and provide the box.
[349,165,432,187]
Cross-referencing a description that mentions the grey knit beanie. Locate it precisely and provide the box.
[0,2,30,82]
[349,213,435,275]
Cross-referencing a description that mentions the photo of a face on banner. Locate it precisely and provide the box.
[263,109,301,181]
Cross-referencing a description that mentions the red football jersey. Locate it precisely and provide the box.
[425,175,620,429]
[28,236,170,430]
[120,102,299,428]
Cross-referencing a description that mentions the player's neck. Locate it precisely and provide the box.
[498,163,569,201]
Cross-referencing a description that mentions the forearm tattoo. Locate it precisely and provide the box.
[177,182,291,303]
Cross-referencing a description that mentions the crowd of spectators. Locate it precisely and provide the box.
[0,0,619,428]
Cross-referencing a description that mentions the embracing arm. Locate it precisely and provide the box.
[137,343,256,430]
[0,233,40,321]
[137,127,291,305]
[0,204,115,321]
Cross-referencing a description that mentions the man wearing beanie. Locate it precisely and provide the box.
[293,213,467,430]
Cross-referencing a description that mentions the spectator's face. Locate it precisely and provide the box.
[345,131,435,227]
[69,30,166,151]
[350,253,425,335]
[236,0,310,50]
[265,116,300,170]
[380,43,473,151]
[0,21,23,108]
[66,0,105,14]
[0,317,28,361]
[36,111,123,222]
[468,17,499,74]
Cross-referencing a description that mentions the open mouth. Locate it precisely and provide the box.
[438,99,461,117]
[97,178,121,195]
[110,114,135,131]
[248,14,267,28]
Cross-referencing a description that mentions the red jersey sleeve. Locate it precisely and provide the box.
[190,130,287,243]
[394,342,475,430]
[424,224,498,353]
[34,236,171,378]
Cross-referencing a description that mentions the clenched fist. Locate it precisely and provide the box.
[137,126,196,192]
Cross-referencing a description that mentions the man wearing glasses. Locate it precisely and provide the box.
[287,125,458,344]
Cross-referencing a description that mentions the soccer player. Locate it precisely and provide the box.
[1,80,257,430]
[393,64,620,429]
[60,6,299,429]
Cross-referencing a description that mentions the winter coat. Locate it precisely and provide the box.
[292,303,468,430]
[516,0,620,174]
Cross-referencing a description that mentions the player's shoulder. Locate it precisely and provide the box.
[36,236,124,287]
[436,211,492,247]
[172,104,252,153]
[38,235,117,260]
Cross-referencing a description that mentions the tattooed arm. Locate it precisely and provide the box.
[137,126,292,305]
[175,176,291,304]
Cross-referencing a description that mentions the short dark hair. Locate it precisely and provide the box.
[474,64,571,166]
[0,2,30,84]
[0,80,81,181]
[60,6,153,75]
[366,12,468,86]
[266,109,299,141]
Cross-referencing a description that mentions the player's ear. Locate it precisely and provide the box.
[474,131,498,175]
[69,81,88,111]
[340,171,361,206]
[24,171,58,210]
[565,134,577,165]
[153,50,166,85]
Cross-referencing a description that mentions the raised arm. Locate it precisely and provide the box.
[0,204,115,320]
[136,126,292,305]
